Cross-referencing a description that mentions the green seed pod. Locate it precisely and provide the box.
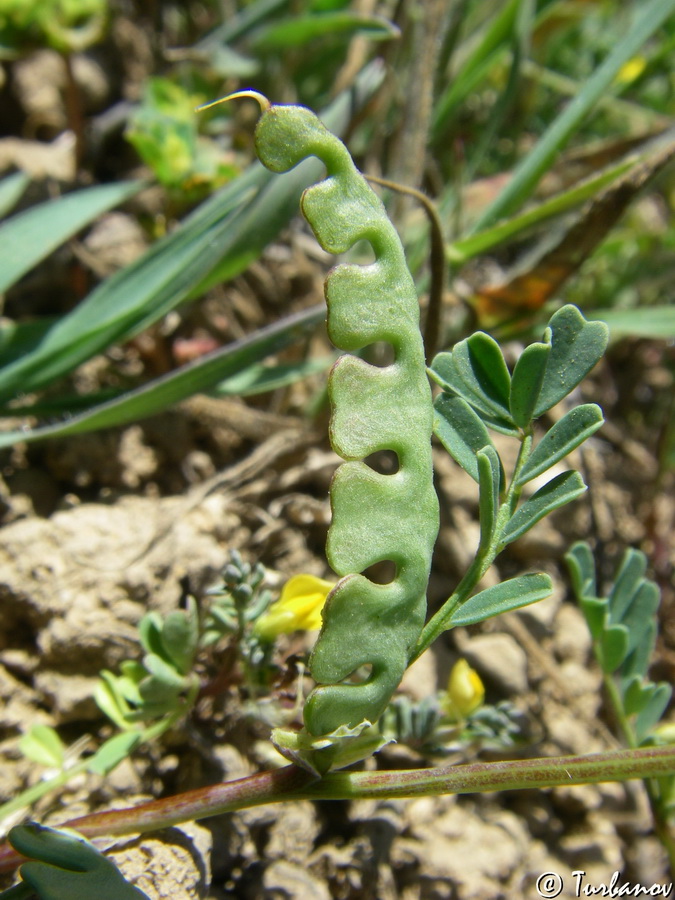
[254,102,439,735]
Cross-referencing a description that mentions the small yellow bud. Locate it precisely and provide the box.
[441,659,485,721]
[651,722,675,745]
[616,57,647,85]
[254,574,334,641]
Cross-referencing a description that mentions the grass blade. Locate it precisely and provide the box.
[447,156,634,265]
[470,0,675,231]
[0,172,30,219]
[0,306,324,448]
[0,181,142,294]
[0,62,383,407]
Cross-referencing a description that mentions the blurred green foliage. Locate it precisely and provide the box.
[0,0,107,53]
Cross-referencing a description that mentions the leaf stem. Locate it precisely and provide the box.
[411,431,533,660]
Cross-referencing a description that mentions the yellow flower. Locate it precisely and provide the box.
[441,659,485,721]
[254,574,335,641]
[616,57,647,85]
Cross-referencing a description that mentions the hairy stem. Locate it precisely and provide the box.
[2,747,675,873]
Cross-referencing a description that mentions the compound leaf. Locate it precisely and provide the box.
[579,596,607,642]
[620,619,657,683]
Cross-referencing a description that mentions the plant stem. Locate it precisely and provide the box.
[1,746,674,873]
[603,672,675,875]
[412,432,532,660]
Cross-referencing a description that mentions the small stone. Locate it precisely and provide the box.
[454,631,529,695]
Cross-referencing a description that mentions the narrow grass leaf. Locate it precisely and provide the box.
[0,172,30,219]
[447,137,635,265]
[432,0,519,138]
[470,0,675,231]
[250,12,398,49]
[0,181,142,295]
[501,470,586,545]
[517,404,604,485]
[214,355,335,396]
[449,573,553,628]
[0,65,382,406]
[475,133,675,317]
[0,306,324,448]
[434,395,494,482]
[0,177,255,402]
[534,305,608,417]
[586,306,675,339]
[509,339,550,429]
[0,318,57,369]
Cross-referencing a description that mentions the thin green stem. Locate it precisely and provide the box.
[2,746,674,873]
[412,431,533,661]
[0,693,197,829]
[0,760,91,825]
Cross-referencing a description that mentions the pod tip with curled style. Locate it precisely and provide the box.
[195,89,271,115]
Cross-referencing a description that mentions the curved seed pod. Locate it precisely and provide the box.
[254,103,439,735]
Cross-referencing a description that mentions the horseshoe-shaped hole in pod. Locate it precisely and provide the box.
[346,238,376,266]
[361,559,397,585]
[340,662,374,685]
[363,449,400,475]
[358,341,396,367]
